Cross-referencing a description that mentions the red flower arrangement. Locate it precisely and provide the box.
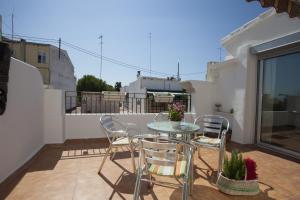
[244,158,258,180]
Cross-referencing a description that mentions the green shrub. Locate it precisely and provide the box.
[223,150,246,180]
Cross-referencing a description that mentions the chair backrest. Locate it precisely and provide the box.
[100,115,125,141]
[153,112,169,122]
[100,115,114,130]
[194,115,229,138]
[140,139,178,169]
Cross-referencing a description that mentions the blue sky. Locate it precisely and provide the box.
[0,0,266,86]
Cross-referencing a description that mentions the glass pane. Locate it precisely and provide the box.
[260,51,300,153]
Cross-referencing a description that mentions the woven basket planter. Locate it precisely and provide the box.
[216,174,259,196]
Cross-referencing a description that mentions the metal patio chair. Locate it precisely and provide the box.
[191,115,229,175]
[153,111,169,122]
[133,136,193,200]
[153,112,182,139]
[98,115,138,174]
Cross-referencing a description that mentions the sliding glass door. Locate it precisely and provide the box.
[257,51,300,157]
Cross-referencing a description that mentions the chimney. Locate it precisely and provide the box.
[20,39,26,62]
[137,70,141,78]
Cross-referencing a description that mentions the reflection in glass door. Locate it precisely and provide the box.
[258,51,300,157]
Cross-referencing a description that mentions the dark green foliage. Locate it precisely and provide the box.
[114,82,122,91]
[76,75,115,92]
[223,150,246,180]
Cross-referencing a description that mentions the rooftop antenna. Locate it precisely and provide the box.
[11,13,14,41]
[0,15,2,41]
[11,13,14,53]
[177,62,181,81]
[149,32,152,77]
[99,35,103,79]
[219,47,222,62]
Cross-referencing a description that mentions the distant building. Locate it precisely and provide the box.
[122,74,190,113]
[2,37,76,91]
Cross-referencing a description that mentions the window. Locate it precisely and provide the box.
[38,51,47,64]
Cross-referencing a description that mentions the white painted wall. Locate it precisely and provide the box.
[127,76,182,93]
[0,58,44,183]
[65,113,196,139]
[43,89,65,144]
[189,80,216,116]
[223,10,300,144]
[208,59,247,143]
[141,77,182,91]
[200,10,300,144]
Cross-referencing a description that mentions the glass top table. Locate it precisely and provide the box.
[147,121,200,140]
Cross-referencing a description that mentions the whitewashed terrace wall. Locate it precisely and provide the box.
[0,58,44,183]
[65,113,196,139]
[44,89,65,144]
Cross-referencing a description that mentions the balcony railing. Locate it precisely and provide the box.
[65,91,191,114]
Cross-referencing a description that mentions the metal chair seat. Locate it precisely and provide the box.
[112,137,138,146]
[148,159,187,177]
[193,135,221,147]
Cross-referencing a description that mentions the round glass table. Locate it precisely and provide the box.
[147,121,200,142]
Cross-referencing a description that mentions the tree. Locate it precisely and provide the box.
[77,75,114,92]
[114,82,122,91]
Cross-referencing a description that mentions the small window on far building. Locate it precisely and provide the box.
[38,51,47,64]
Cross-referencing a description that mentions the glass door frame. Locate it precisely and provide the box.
[256,47,300,159]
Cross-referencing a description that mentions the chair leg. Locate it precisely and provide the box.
[218,147,224,175]
[129,144,136,173]
[189,151,194,194]
[197,148,201,159]
[148,174,153,189]
[98,144,112,174]
[111,147,117,160]
[182,180,189,200]
[133,169,142,200]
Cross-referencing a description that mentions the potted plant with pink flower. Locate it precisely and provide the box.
[168,102,185,128]
[216,150,259,196]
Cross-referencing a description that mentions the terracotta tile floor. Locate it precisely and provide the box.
[0,139,299,200]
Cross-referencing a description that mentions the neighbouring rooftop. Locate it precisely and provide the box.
[0,139,299,200]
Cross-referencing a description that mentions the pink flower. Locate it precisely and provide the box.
[244,158,257,180]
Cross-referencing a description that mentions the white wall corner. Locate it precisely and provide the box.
[43,89,65,144]
[242,50,259,144]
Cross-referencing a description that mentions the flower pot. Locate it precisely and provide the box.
[216,173,259,196]
[171,121,181,129]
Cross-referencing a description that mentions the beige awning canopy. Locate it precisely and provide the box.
[247,0,300,18]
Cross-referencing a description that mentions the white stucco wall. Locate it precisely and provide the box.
[218,9,300,144]
[141,77,182,91]
[209,59,247,143]
[65,113,196,139]
[127,77,182,93]
[0,58,44,183]
[188,80,216,116]
[43,89,65,144]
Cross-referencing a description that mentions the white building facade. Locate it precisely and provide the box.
[192,9,300,158]
[48,45,76,92]
[123,76,190,113]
